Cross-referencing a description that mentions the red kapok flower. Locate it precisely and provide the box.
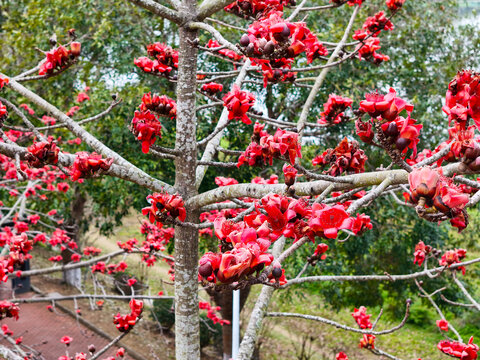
[408,167,439,204]
[61,335,73,346]
[336,352,349,360]
[282,164,297,187]
[223,85,255,125]
[386,0,405,11]
[131,110,162,153]
[437,336,478,360]
[142,192,187,223]
[308,204,352,239]
[437,319,449,332]
[70,152,113,181]
[26,140,60,167]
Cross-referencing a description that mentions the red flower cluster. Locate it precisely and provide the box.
[413,241,431,267]
[206,40,243,62]
[0,101,7,123]
[83,246,102,256]
[439,248,467,274]
[317,94,353,126]
[282,164,297,186]
[352,306,372,329]
[0,300,19,320]
[201,82,223,95]
[142,192,187,224]
[386,0,405,11]
[134,43,178,75]
[223,85,256,124]
[70,152,113,181]
[240,11,327,64]
[199,301,230,326]
[131,110,162,153]
[443,70,480,130]
[336,352,349,360]
[354,36,389,64]
[438,337,478,360]
[113,299,143,333]
[359,334,376,349]
[408,167,470,230]
[199,224,275,284]
[39,43,81,76]
[76,91,89,103]
[225,0,293,18]
[140,93,177,119]
[0,76,8,89]
[313,243,329,260]
[362,11,394,37]
[312,138,367,176]
[360,87,414,121]
[26,141,60,167]
[238,123,301,166]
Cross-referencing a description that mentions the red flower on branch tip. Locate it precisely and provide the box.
[438,336,479,360]
[282,164,297,187]
[0,76,9,89]
[413,241,431,267]
[359,334,375,349]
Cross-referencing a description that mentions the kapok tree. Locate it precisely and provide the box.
[1,0,480,359]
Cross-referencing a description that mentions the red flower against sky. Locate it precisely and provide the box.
[142,192,187,224]
[140,93,177,119]
[438,336,479,360]
[26,140,60,167]
[312,138,367,176]
[131,110,162,153]
[223,85,255,124]
[317,94,353,126]
[70,152,113,181]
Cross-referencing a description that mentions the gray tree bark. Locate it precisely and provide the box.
[174,2,200,357]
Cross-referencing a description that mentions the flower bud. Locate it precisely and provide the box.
[70,42,81,57]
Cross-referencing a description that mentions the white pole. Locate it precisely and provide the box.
[232,289,240,359]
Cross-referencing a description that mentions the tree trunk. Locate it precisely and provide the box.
[206,286,251,359]
[174,6,199,358]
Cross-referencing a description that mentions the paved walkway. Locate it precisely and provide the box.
[0,286,120,360]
